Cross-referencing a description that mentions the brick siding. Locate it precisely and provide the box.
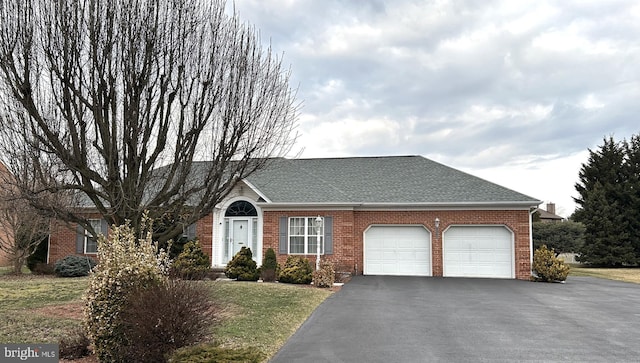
[48,214,104,263]
[49,209,532,280]
[263,209,532,280]
[196,213,214,261]
[48,213,217,265]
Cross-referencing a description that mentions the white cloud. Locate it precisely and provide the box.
[503,2,560,35]
[579,94,605,110]
[531,25,618,56]
[300,116,404,157]
[463,151,590,217]
[233,0,640,216]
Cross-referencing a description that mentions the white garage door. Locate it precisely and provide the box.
[364,226,431,276]
[443,226,513,278]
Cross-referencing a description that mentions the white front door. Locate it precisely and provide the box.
[231,219,249,257]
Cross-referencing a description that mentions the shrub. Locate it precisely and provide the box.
[225,247,259,281]
[260,248,279,282]
[59,327,91,360]
[159,234,190,260]
[30,262,55,275]
[533,245,571,282]
[84,219,170,363]
[117,280,216,363]
[278,256,313,284]
[334,262,353,283]
[313,261,335,288]
[54,255,97,277]
[171,240,211,280]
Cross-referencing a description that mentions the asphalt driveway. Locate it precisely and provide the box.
[270,276,640,362]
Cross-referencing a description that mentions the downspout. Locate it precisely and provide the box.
[529,208,535,277]
[46,233,51,265]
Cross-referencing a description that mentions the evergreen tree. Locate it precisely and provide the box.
[532,221,585,255]
[574,136,638,266]
[623,134,640,258]
[576,182,634,265]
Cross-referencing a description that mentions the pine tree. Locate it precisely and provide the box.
[574,136,638,266]
[623,134,640,258]
[576,183,634,265]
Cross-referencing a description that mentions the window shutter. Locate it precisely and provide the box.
[76,223,85,254]
[324,216,333,255]
[279,216,288,254]
[186,223,197,240]
[100,219,108,237]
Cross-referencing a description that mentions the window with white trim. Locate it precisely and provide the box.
[84,219,102,254]
[289,217,323,254]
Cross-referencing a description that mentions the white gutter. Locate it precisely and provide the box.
[257,201,543,210]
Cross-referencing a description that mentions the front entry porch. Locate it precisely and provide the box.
[213,198,262,267]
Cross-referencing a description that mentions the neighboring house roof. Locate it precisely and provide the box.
[535,208,564,221]
[244,155,541,207]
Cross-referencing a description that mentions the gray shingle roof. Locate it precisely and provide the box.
[535,208,564,220]
[245,155,540,205]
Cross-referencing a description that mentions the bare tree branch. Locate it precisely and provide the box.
[0,0,298,241]
[0,162,50,273]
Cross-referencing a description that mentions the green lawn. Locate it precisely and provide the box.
[570,265,640,284]
[0,266,31,276]
[209,282,331,357]
[0,275,86,343]
[0,275,332,362]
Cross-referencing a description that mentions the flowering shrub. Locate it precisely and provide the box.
[533,245,571,282]
[278,256,313,284]
[171,240,211,280]
[84,219,170,363]
[313,261,335,288]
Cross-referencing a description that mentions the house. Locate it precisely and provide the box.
[535,203,565,223]
[47,155,542,280]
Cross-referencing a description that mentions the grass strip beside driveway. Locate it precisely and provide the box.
[209,281,332,358]
[570,266,640,284]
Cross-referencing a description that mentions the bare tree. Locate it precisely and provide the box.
[0,162,50,274]
[0,0,298,242]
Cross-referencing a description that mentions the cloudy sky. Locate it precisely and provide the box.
[232,0,640,217]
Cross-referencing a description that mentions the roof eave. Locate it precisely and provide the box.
[257,200,543,211]
[356,201,542,211]
[256,202,360,211]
